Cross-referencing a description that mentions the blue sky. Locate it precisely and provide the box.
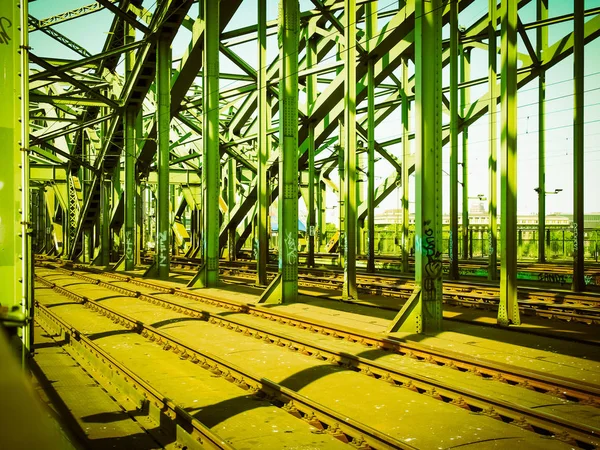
[29,0,600,218]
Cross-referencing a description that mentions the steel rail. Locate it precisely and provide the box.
[39,261,600,408]
[36,266,600,443]
[33,299,234,450]
[35,273,412,450]
[165,260,600,324]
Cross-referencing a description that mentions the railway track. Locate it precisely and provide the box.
[162,258,600,325]
[35,262,600,449]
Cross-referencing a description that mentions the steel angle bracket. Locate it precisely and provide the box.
[187,263,207,288]
[143,261,158,278]
[386,287,422,334]
[257,273,283,305]
[112,254,127,272]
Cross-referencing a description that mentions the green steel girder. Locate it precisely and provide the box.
[28,14,92,58]
[68,0,193,259]
[135,0,243,177]
[498,0,520,326]
[0,0,32,361]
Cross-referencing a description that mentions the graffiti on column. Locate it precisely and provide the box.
[573,222,579,253]
[285,231,297,265]
[423,220,442,298]
[488,231,494,256]
[125,231,133,262]
[448,230,453,263]
[158,231,168,266]
[0,17,11,45]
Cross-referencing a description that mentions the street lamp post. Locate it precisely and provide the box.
[535,187,562,262]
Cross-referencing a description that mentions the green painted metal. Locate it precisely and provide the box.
[461,47,470,261]
[488,0,499,281]
[389,0,443,334]
[498,0,521,326]
[343,0,358,301]
[123,20,136,271]
[307,21,317,269]
[256,0,269,285]
[0,0,32,361]
[537,0,547,264]
[401,57,410,275]
[573,0,585,292]
[338,122,345,269]
[366,1,377,274]
[99,177,110,266]
[259,0,299,304]
[227,157,236,261]
[195,0,221,287]
[156,32,171,279]
[449,0,459,280]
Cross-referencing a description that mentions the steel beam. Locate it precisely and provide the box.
[190,0,220,288]
[537,0,547,264]
[498,0,520,326]
[366,1,377,274]
[307,21,317,269]
[449,0,459,280]
[573,0,585,291]
[0,0,32,362]
[488,0,499,281]
[461,47,471,260]
[256,0,270,285]
[401,57,410,275]
[388,0,443,334]
[123,19,136,271]
[227,157,237,261]
[156,31,171,279]
[343,0,358,301]
[259,0,300,304]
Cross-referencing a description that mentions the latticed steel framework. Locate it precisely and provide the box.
[1,0,597,346]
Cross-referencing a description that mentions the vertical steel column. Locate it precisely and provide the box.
[488,0,499,280]
[156,31,171,279]
[307,22,317,268]
[124,19,136,271]
[461,48,470,260]
[0,0,32,360]
[317,178,326,252]
[199,0,220,287]
[343,0,358,300]
[100,177,110,266]
[573,0,585,291]
[135,108,143,264]
[401,57,410,274]
[498,0,520,325]
[537,0,547,264]
[366,1,377,273]
[278,0,299,302]
[388,0,443,333]
[256,0,269,285]
[449,0,459,280]
[338,123,345,269]
[227,157,236,261]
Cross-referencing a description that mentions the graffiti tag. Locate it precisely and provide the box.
[0,17,11,45]
[285,231,297,265]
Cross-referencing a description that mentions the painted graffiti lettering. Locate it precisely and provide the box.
[158,231,168,266]
[285,231,297,265]
[573,223,579,253]
[125,231,134,262]
[538,272,566,286]
[0,17,11,45]
[422,220,442,298]
[448,230,453,262]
